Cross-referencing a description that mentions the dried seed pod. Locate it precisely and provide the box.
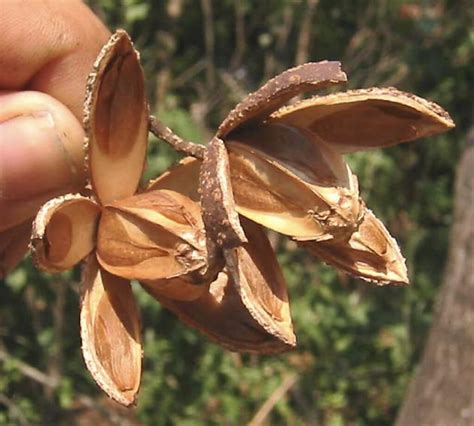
[80,257,142,406]
[96,190,208,284]
[147,157,201,202]
[226,123,361,240]
[199,137,247,249]
[31,194,100,272]
[224,218,295,344]
[269,87,455,153]
[0,221,31,278]
[84,30,149,204]
[218,61,347,137]
[301,209,408,285]
[143,277,210,302]
[145,219,295,353]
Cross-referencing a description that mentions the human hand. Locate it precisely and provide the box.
[0,0,110,276]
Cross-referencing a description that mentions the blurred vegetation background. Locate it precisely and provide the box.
[1,0,472,424]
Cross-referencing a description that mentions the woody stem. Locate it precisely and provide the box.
[149,115,206,159]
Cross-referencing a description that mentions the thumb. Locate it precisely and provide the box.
[0,91,85,232]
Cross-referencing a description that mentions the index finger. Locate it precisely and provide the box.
[0,0,110,120]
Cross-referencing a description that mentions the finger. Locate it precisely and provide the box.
[0,0,110,120]
[0,91,85,231]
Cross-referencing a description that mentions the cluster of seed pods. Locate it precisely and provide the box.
[22,31,454,405]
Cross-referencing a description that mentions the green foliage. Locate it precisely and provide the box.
[1,0,472,424]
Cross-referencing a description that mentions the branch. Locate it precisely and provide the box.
[249,374,298,426]
[149,115,206,159]
[0,348,135,426]
[0,393,29,426]
[0,348,59,389]
[295,0,319,65]
[200,0,216,89]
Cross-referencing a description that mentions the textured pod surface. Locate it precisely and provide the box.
[269,87,455,153]
[225,218,295,345]
[301,209,408,285]
[146,219,295,353]
[0,220,31,278]
[147,157,201,202]
[97,190,208,282]
[218,61,347,137]
[84,30,149,204]
[199,137,247,249]
[228,142,326,238]
[142,277,209,302]
[226,123,362,240]
[31,194,100,272]
[80,257,142,406]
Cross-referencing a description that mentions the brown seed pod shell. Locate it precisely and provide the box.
[80,256,142,406]
[31,194,100,272]
[218,61,347,137]
[269,87,455,153]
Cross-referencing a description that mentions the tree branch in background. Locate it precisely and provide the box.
[0,348,59,389]
[200,0,216,89]
[154,0,182,112]
[230,1,246,70]
[249,374,299,426]
[0,394,29,426]
[264,3,294,79]
[0,348,137,426]
[45,281,66,405]
[395,127,474,426]
[295,0,319,65]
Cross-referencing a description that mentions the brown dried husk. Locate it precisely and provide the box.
[147,157,201,202]
[269,87,455,153]
[83,30,149,205]
[226,123,361,241]
[218,61,347,137]
[301,208,408,285]
[80,257,142,406]
[96,190,208,284]
[145,219,295,353]
[199,137,247,249]
[0,221,32,278]
[31,194,100,272]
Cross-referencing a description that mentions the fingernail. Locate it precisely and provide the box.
[0,111,79,200]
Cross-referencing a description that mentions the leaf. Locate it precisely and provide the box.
[300,209,408,285]
[269,87,455,153]
[31,195,100,272]
[80,257,142,406]
[84,30,149,204]
[218,61,347,137]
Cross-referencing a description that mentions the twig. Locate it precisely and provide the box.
[0,393,30,425]
[200,0,216,89]
[249,374,298,426]
[295,0,319,65]
[0,348,135,426]
[0,348,59,389]
[149,115,206,159]
[170,59,206,90]
[230,1,246,69]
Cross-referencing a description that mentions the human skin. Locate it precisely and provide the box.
[0,0,110,232]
